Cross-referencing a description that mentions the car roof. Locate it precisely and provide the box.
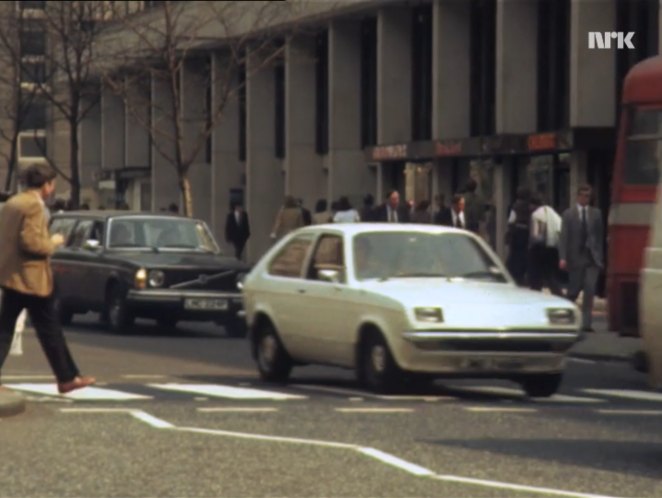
[51,210,199,222]
[295,223,468,236]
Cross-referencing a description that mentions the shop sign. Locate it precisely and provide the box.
[527,133,557,151]
[371,144,408,161]
[435,140,462,156]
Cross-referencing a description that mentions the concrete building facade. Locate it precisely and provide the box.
[69,0,659,264]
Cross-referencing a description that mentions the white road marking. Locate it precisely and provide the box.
[431,474,620,498]
[357,447,435,476]
[349,397,364,402]
[583,389,662,402]
[148,383,306,400]
[335,407,414,413]
[122,374,167,379]
[292,384,449,402]
[292,384,371,398]
[375,395,451,402]
[6,383,151,400]
[2,375,54,380]
[61,408,136,413]
[465,407,537,413]
[197,407,279,413]
[597,409,662,416]
[62,409,623,498]
[454,386,603,403]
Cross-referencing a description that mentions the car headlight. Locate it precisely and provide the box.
[148,270,165,288]
[135,268,147,290]
[547,308,576,325]
[236,272,247,291]
[414,307,444,323]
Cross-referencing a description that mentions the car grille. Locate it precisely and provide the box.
[164,270,238,292]
[415,340,568,353]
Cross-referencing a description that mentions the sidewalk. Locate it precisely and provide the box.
[0,388,26,418]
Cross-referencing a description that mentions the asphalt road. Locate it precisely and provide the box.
[1,315,661,498]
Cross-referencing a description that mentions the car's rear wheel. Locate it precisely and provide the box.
[519,373,563,398]
[52,295,73,327]
[361,332,401,393]
[255,322,291,382]
[106,286,134,333]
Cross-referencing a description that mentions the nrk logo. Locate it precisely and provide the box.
[588,31,635,50]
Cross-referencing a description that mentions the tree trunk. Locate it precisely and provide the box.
[180,174,193,217]
[4,134,18,192]
[69,116,80,209]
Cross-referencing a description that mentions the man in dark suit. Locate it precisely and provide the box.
[298,199,312,226]
[435,194,466,228]
[558,184,604,332]
[373,190,410,223]
[0,163,95,394]
[225,202,251,260]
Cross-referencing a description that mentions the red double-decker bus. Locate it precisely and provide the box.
[608,55,662,337]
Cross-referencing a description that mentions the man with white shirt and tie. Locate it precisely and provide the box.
[436,194,466,229]
[558,184,604,332]
[374,190,410,223]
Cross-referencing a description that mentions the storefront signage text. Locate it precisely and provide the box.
[435,141,462,156]
[371,144,408,161]
[527,133,557,151]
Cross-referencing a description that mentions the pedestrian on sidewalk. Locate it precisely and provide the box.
[224,201,250,260]
[559,184,604,332]
[332,196,361,223]
[270,195,305,241]
[0,163,95,394]
[528,193,563,296]
[505,187,532,286]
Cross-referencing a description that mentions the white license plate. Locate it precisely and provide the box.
[184,298,228,311]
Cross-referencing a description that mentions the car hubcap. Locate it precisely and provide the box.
[259,334,277,370]
[110,299,121,326]
[371,344,386,373]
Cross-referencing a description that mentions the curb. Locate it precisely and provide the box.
[0,391,27,418]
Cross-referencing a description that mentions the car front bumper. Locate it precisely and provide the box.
[395,329,580,375]
[126,289,244,321]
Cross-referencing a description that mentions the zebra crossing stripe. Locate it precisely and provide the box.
[147,383,307,400]
[5,383,151,400]
[583,389,662,402]
[448,386,604,403]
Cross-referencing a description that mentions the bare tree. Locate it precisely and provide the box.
[0,4,44,191]
[102,1,302,217]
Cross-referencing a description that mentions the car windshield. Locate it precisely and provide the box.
[352,231,506,282]
[108,217,220,253]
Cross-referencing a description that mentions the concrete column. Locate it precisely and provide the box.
[150,76,180,212]
[432,0,471,138]
[494,159,513,260]
[246,51,283,263]
[328,20,372,205]
[377,6,412,144]
[125,78,150,168]
[211,51,243,252]
[182,57,212,223]
[570,0,616,126]
[285,35,324,211]
[496,0,537,133]
[101,88,125,171]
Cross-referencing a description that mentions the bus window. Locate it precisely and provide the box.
[624,107,662,185]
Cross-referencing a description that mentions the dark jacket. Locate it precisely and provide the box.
[373,203,410,223]
[225,210,250,244]
[434,207,453,226]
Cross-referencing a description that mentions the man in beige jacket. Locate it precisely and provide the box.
[0,163,95,394]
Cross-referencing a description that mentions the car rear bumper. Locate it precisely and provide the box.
[395,329,580,375]
[126,289,244,321]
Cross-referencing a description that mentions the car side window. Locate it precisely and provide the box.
[307,235,344,281]
[49,218,76,243]
[69,220,94,248]
[268,236,313,278]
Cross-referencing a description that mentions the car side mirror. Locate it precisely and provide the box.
[84,239,101,251]
[317,268,343,284]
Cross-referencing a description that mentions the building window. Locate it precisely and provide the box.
[315,30,329,155]
[20,25,46,56]
[537,0,569,131]
[469,0,496,137]
[360,17,377,147]
[238,62,246,162]
[20,99,46,131]
[18,1,45,9]
[274,55,285,159]
[411,4,432,141]
[616,0,659,107]
[18,131,46,159]
[21,61,45,84]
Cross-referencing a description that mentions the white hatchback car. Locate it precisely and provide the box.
[243,224,581,396]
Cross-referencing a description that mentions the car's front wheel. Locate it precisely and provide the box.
[106,286,134,333]
[361,332,401,393]
[255,322,291,382]
[519,373,563,398]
